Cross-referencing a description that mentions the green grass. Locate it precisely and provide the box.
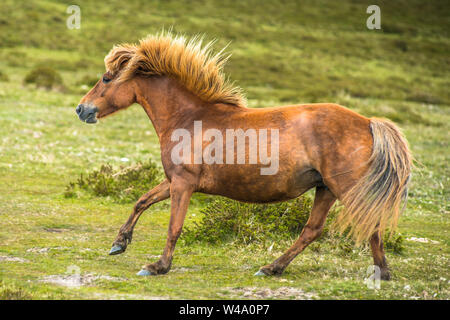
[0,0,449,299]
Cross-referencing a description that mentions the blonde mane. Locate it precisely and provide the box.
[104,31,247,107]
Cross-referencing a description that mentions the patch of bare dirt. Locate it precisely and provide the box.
[26,247,93,254]
[27,247,51,253]
[406,237,440,244]
[0,255,28,263]
[39,273,126,288]
[221,286,317,300]
[146,255,161,259]
[172,267,200,273]
[43,227,70,233]
[90,293,170,300]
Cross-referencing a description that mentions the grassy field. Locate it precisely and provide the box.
[0,0,448,299]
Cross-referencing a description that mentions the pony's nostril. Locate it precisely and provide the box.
[76,104,98,123]
[76,104,84,116]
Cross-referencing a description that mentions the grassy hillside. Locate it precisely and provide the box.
[0,0,448,299]
[1,0,449,104]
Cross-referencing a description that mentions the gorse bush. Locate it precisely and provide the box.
[182,196,405,253]
[24,66,63,90]
[182,196,313,245]
[0,281,33,300]
[383,231,405,254]
[64,159,163,203]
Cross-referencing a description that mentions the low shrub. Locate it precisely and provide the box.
[383,231,405,254]
[0,70,9,82]
[0,281,33,300]
[182,196,405,253]
[407,91,442,105]
[77,74,100,87]
[23,66,63,90]
[64,159,164,203]
[182,196,313,245]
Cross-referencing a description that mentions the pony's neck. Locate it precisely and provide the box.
[134,76,245,139]
[135,76,208,139]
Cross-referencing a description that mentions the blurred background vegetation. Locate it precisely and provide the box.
[0,0,448,105]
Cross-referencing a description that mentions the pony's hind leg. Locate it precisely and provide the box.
[109,179,170,255]
[256,186,336,276]
[369,232,391,280]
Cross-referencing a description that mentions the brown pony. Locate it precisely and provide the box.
[76,32,411,279]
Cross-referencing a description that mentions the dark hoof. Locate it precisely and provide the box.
[109,245,125,255]
[136,269,154,276]
[254,270,267,276]
[380,269,391,281]
[258,264,285,276]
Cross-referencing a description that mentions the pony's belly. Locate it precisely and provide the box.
[198,166,322,203]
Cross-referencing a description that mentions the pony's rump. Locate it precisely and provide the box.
[333,118,412,244]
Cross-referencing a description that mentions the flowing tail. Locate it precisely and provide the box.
[333,118,412,245]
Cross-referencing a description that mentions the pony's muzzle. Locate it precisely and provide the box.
[76,104,98,124]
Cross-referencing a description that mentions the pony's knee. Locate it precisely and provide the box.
[303,225,323,242]
[134,199,147,212]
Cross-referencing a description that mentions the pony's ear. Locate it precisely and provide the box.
[104,44,137,75]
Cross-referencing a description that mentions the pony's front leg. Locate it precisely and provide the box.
[109,179,170,255]
[137,176,193,276]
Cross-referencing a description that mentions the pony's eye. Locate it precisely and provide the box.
[102,76,111,84]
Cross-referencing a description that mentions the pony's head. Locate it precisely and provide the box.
[76,45,137,123]
[76,31,247,123]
